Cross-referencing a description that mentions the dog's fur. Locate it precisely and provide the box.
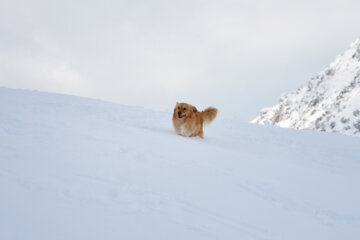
[172,102,218,138]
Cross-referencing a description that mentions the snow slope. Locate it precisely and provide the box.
[252,39,360,136]
[1,87,360,240]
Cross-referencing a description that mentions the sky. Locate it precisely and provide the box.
[0,0,359,121]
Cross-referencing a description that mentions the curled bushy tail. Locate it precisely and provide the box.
[201,107,218,124]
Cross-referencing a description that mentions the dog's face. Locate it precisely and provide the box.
[173,102,197,119]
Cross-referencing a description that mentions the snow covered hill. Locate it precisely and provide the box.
[252,39,360,136]
[1,87,360,240]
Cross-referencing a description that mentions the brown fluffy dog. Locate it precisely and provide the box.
[172,102,218,138]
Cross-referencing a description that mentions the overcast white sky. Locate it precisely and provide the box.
[1,0,359,120]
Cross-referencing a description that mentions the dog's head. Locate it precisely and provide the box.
[173,102,198,119]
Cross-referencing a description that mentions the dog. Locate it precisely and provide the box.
[172,102,218,138]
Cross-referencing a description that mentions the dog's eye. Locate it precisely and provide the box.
[178,107,180,109]
[183,108,186,111]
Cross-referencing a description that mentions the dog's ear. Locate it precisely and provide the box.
[192,106,198,112]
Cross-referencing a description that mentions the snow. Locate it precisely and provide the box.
[1,86,360,240]
[252,39,360,136]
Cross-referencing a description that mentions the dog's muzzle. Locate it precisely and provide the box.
[178,111,185,119]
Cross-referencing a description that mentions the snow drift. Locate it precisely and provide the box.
[1,87,360,240]
[252,39,360,136]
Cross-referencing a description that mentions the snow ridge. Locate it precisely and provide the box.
[252,39,360,136]
[1,87,360,240]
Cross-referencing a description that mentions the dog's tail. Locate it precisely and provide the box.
[201,107,218,125]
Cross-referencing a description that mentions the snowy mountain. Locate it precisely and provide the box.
[252,39,360,136]
[1,87,360,240]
